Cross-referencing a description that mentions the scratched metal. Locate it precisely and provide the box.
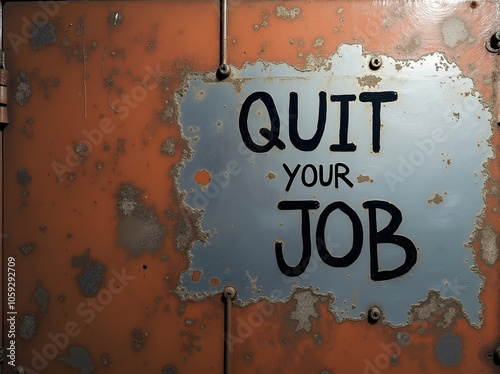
[177,44,492,326]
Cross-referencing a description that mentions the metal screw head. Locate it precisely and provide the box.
[223,286,237,300]
[368,306,382,323]
[494,346,500,365]
[217,64,232,80]
[369,57,382,70]
[487,32,500,52]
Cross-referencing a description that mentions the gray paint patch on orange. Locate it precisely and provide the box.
[19,312,38,341]
[57,345,96,374]
[33,281,50,316]
[29,21,56,50]
[435,333,462,366]
[116,183,167,256]
[72,250,106,298]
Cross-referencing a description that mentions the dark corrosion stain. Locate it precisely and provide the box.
[131,328,150,351]
[17,168,32,186]
[15,70,32,106]
[161,138,176,156]
[116,183,167,256]
[71,249,106,297]
[435,333,463,366]
[57,345,96,374]
[19,242,36,255]
[19,312,38,341]
[32,281,50,316]
[30,21,56,51]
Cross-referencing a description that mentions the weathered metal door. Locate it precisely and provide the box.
[2,1,499,373]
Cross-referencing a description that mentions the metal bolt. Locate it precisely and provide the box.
[494,346,500,365]
[369,56,382,70]
[486,31,500,53]
[223,285,236,300]
[217,63,232,80]
[368,306,382,322]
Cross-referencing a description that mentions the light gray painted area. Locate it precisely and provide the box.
[176,44,492,327]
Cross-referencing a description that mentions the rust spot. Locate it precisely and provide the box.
[194,169,211,186]
[191,270,202,282]
[357,174,373,183]
[357,75,382,88]
[209,277,220,287]
[290,288,320,332]
[428,193,444,205]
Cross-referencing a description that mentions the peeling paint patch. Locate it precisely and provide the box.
[131,328,150,351]
[32,281,50,316]
[17,168,32,185]
[72,249,106,298]
[357,174,373,183]
[58,346,96,374]
[435,333,462,366]
[246,271,262,294]
[276,5,301,20]
[290,289,320,332]
[357,75,382,88]
[428,193,444,205]
[19,312,38,341]
[116,183,167,256]
[161,138,177,156]
[314,38,324,48]
[481,225,498,265]
[441,18,470,48]
[15,70,32,106]
[266,172,277,180]
[174,203,208,252]
[101,354,110,366]
[408,290,464,329]
[30,21,56,50]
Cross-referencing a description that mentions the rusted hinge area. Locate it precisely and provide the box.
[0,52,9,127]
[0,1,8,127]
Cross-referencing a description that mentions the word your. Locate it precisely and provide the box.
[283,163,353,191]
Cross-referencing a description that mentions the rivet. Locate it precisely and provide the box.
[369,56,382,70]
[223,285,236,300]
[368,306,382,323]
[217,64,232,80]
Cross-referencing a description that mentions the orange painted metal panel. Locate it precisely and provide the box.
[1,1,499,373]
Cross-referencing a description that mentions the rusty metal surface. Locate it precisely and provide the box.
[1,1,499,373]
